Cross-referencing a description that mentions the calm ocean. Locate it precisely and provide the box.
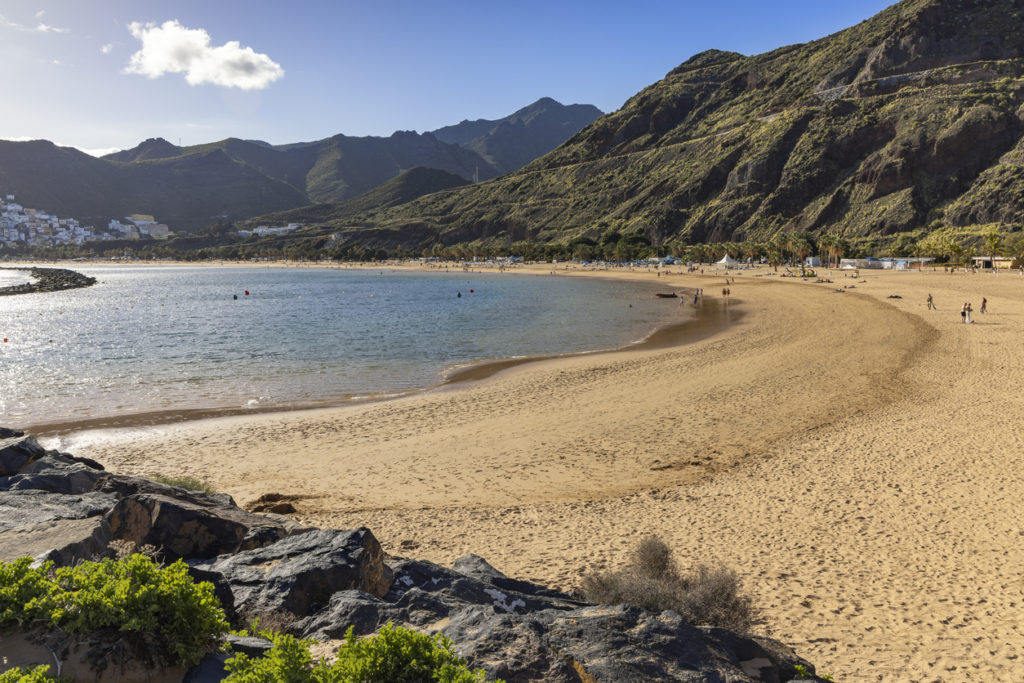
[0,265,685,431]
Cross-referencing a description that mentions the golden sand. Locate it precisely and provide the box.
[72,263,1024,681]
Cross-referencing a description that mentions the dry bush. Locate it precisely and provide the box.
[580,536,761,633]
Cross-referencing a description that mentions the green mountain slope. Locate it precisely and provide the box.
[343,0,1024,250]
[248,166,471,226]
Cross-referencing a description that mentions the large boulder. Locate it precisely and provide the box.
[94,474,235,508]
[0,489,117,532]
[104,492,310,561]
[0,434,46,476]
[0,517,112,565]
[194,528,393,619]
[2,461,106,495]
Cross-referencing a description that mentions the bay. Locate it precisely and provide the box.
[0,265,685,431]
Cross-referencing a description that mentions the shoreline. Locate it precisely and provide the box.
[26,265,732,440]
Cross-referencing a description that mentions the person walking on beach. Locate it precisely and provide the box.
[966,303,973,324]
[961,303,968,323]
[981,297,987,314]
[927,293,935,310]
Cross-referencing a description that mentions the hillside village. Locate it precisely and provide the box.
[0,194,173,248]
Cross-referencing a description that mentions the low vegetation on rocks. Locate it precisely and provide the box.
[581,535,761,634]
[225,623,498,683]
[0,554,228,668]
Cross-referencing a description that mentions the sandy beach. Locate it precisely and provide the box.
[67,262,1024,681]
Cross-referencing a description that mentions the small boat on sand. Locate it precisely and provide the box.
[655,292,678,298]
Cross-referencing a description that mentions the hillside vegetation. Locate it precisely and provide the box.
[328,0,1024,252]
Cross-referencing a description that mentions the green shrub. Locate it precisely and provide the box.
[331,623,490,683]
[581,536,761,633]
[0,666,67,682]
[0,555,228,667]
[0,558,54,628]
[225,623,497,683]
[224,631,322,682]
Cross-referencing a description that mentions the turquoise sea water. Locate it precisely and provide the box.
[0,266,685,430]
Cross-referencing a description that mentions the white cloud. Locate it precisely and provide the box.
[35,10,45,19]
[36,22,68,33]
[0,12,68,33]
[125,20,283,90]
[101,43,113,54]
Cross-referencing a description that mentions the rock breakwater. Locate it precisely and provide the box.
[0,427,829,681]
[0,267,97,295]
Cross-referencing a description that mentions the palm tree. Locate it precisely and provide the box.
[985,229,1004,274]
[741,240,761,265]
[833,237,848,267]
[766,240,784,272]
[769,233,788,270]
[818,235,836,268]
[792,236,812,275]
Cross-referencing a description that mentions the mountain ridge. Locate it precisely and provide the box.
[325,0,1024,252]
[0,98,600,232]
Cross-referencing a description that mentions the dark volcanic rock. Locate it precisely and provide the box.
[300,555,584,641]
[183,635,274,683]
[0,518,112,565]
[0,267,97,296]
[0,434,46,475]
[94,474,236,508]
[195,527,393,619]
[0,489,117,532]
[3,461,106,495]
[298,554,819,682]
[104,491,309,561]
[442,604,814,682]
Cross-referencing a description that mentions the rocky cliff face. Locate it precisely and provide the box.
[352,0,1024,248]
[0,428,828,682]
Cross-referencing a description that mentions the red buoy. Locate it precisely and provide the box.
[2,338,6,343]
[469,289,474,293]
[244,290,250,296]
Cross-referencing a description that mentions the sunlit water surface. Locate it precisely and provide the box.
[0,266,683,430]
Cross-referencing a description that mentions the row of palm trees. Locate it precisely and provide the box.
[662,233,849,270]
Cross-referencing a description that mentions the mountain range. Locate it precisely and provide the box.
[0,98,601,232]
[316,0,1024,252]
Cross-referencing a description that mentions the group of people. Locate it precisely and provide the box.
[927,294,988,322]
[959,298,986,323]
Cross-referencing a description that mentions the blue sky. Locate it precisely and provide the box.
[0,1,896,155]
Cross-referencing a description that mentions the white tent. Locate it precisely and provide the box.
[716,253,740,269]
